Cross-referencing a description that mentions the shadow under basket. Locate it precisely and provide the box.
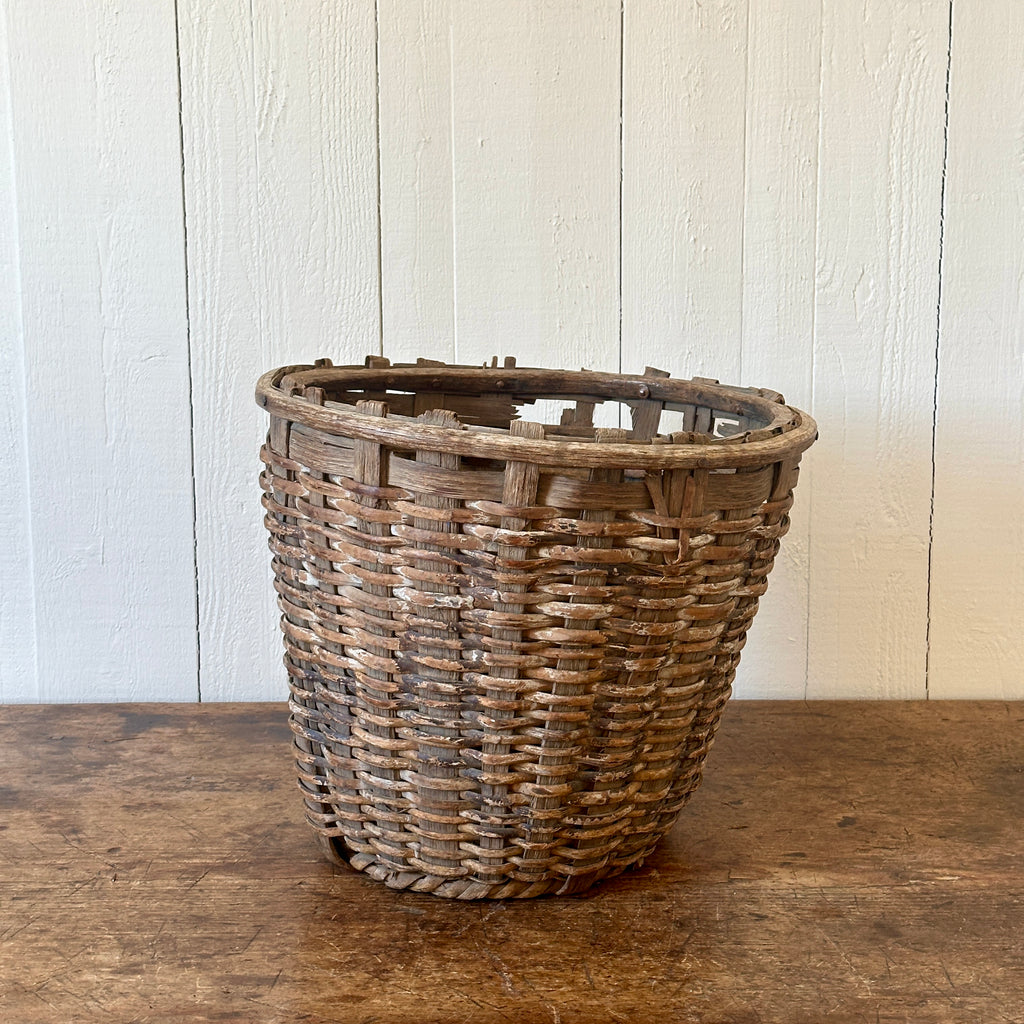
[256,357,817,899]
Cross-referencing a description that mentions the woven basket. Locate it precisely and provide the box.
[257,357,816,899]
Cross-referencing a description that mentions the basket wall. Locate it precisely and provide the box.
[259,377,805,899]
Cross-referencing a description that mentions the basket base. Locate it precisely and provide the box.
[316,833,655,900]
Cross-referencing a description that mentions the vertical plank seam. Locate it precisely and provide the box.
[925,0,955,702]
[805,0,826,700]
[448,11,459,363]
[738,0,751,386]
[1,24,40,700]
[173,0,202,702]
[617,0,624,403]
[373,0,384,356]
[247,0,265,363]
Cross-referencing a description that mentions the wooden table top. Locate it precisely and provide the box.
[1,700,1021,1023]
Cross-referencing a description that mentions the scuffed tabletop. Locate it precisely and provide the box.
[1,700,1021,1023]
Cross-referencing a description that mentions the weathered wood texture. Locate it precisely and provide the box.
[623,0,747,386]
[1,0,197,701]
[930,2,1024,699]
[377,0,454,365]
[178,0,381,699]
[1,701,1021,1022]
[807,0,949,698]
[3,0,1023,702]
[736,0,820,697]
[0,9,35,702]
[451,0,621,376]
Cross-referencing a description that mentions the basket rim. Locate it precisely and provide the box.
[256,362,818,470]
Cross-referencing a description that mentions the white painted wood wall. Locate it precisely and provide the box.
[2,1,1021,703]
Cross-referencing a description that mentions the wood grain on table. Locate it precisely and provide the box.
[0,701,1020,1023]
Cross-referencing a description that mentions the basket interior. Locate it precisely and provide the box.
[273,357,793,451]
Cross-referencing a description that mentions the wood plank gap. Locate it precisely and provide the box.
[738,0,750,387]
[617,0,624,401]
[246,0,265,361]
[807,1,946,697]
[924,0,954,703]
[373,0,384,357]
[0,11,38,700]
[448,12,459,364]
[805,0,826,700]
[172,0,202,703]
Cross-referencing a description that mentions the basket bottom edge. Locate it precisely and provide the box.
[315,833,658,900]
